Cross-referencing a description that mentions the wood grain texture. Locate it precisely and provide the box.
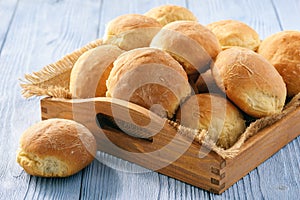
[188,0,300,199]
[0,0,101,199]
[40,97,227,193]
[40,96,300,195]
[1,0,299,199]
[189,0,282,39]
[272,0,300,31]
[0,0,18,53]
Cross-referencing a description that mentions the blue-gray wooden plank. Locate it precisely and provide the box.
[189,0,282,39]
[0,0,101,199]
[0,0,18,54]
[0,0,299,200]
[272,0,300,31]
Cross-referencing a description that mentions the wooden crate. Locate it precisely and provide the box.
[40,97,300,194]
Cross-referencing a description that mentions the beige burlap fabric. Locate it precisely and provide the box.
[20,39,103,99]
[168,93,300,159]
[20,39,300,159]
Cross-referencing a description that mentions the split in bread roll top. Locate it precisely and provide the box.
[70,45,124,98]
[103,14,162,51]
[176,93,246,149]
[106,47,191,118]
[151,21,221,77]
[206,19,260,51]
[212,47,287,118]
[258,30,300,97]
[144,4,197,26]
[17,119,97,177]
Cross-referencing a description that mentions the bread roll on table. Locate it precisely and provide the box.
[258,30,300,97]
[206,19,260,51]
[17,119,96,177]
[176,93,246,149]
[144,4,197,26]
[103,14,162,50]
[70,45,123,98]
[212,47,286,118]
[151,21,221,81]
[106,47,191,118]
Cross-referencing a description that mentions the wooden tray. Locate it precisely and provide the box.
[40,97,300,194]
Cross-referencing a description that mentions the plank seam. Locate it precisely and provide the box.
[185,0,189,8]
[21,175,32,200]
[156,174,162,200]
[270,0,284,30]
[79,170,84,200]
[0,0,20,57]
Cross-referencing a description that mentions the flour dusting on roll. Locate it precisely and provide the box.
[212,47,286,118]
[106,47,191,118]
[176,93,246,149]
[151,21,221,81]
[70,45,123,98]
[207,19,260,51]
[258,30,300,97]
[103,14,162,50]
[17,119,96,177]
[144,4,197,26]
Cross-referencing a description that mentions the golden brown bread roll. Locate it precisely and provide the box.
[176,93,246,149]
[103,14,162,50]
[70,45,123,98]
[258,30,300,97]
[150,21,221,78]
[212,47,286,118]
[144,4,197,26]
[17,119,96,177]
[106,47,191,118]
[206,19,260,51]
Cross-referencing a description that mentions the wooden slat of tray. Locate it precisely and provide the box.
[40,97,300,194]
[224,107,300,192]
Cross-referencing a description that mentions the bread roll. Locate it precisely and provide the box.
[258,30,300,97]
[103,14,162,50]
[144,4,197,26]
[206,20,260,51]
[106,47,191,118]
[212,47,286,118]
[69,45,123,98]
[176,93,246,149]
[151,21,221,78]
[17,119,96,177]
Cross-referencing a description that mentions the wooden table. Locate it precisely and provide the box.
[1,0,299,199]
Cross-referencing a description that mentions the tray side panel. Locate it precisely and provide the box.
[40,98,226,193]
[222,107,300,193]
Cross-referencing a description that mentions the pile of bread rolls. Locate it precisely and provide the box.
[18,4,300,177]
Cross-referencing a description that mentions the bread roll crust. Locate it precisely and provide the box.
[17,119,96,177]
[212,47,286,118]
[106,47,191,118]
[151,21,221,76]
[103,14,162,50]
[70,45,123,98]
[176,93,246,149]
[144,4,197,26]
[104,14,161,37]
[207,19,260,51]
[258,30,300,97]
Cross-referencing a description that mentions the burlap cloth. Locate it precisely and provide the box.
[20,39,300,159]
